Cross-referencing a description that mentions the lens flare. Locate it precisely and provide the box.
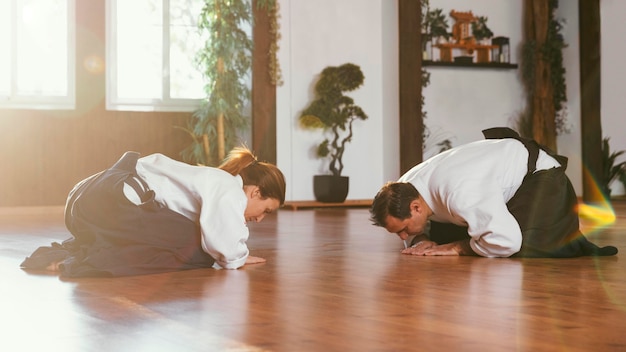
[577,167,618,234]
[83,55,104,74]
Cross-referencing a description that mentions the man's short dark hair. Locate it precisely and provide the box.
[369,182,420,227]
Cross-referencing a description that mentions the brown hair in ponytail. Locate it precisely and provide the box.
[219,146,286,205]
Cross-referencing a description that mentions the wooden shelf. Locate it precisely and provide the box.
[283,199,373,211]
[423,60,518,69]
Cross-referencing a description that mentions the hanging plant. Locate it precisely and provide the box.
[420,0,452,155]
[256,0,283,86]
[517,0,570,142]
[546,6,569,135]
[420,0,431,143]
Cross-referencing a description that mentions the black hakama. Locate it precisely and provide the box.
[21,152,215,277]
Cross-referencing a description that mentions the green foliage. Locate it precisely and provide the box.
[181,0,253,166]
[518,0,569,137]
[546,10,567,115]
[471,16,494,41]
[420,0,431,124]
[421,0,430,31]
[420,0,430,133]
[601,137,626,198]
[419,0,451,154]
[255,0,276,11]
[299,63,368,176]
[423,7,451,43]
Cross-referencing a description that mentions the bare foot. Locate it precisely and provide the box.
[45,261,62,272]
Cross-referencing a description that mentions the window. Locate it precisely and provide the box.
[0,0,75,110]
[106,0,206,112]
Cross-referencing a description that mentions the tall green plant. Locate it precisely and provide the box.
[181,0,253,166]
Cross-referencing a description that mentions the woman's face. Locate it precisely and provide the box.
[244,186,280,223]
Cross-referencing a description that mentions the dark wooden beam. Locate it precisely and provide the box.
[251,1,277,164]
[579,0,603,203]
[398,0,423,174]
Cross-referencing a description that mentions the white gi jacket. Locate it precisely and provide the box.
[134,154,249,269]
[399,139,561,257]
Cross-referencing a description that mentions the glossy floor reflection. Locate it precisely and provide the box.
[1,202,625,351]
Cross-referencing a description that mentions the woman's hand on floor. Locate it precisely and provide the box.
[245,255,266,265]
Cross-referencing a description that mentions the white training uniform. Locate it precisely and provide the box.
[398,139,561,257]
[133,153,249,269]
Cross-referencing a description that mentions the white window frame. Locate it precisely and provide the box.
[0,0,76,110]
[105,0,203,112]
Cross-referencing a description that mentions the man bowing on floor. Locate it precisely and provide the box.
[369,127,618,258]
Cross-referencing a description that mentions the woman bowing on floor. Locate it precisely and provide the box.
[21,146,286,277]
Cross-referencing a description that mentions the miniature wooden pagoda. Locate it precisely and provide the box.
[450,10,476,45]
[434,10,496,63]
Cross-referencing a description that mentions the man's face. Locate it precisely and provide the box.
[383,200,429,241]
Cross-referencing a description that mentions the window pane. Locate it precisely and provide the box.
[169,0,204,99]
[0,1,11,95]
[17,0,68,96]
[107,0,206,111]
[115,0,162,100]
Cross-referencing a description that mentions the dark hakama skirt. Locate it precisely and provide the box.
[426,166,617,257]
[20,152,215,277]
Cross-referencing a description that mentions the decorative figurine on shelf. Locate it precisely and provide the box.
[492,36,510,63]
[434,10,499,64]
[450,10,476,45]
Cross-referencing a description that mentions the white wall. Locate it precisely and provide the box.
[421,0,525,157]
[555,0,583,196]
[277,0,398,202]
[601,0,626,195]
[554,0,626,197]
[277,0,626,201]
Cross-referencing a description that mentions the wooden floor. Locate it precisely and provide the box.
[1,202,625,352]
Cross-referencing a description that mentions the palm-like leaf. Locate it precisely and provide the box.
[601,137,626,197]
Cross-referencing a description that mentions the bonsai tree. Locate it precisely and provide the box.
[472,16,494,42]
[299,63,368,177]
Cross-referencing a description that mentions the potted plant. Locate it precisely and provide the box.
[179,0,252,166]
[424,8,451,45]
[600,137,626,199]
[299,63,368,203]
[471,16,494,44]
[179,0,281,166]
